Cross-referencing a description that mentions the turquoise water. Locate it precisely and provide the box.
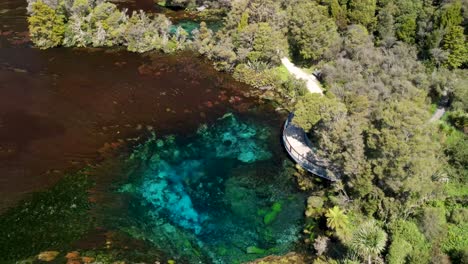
[170,20,224,37]
[116,113,306,263]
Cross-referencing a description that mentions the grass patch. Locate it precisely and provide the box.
[273,65,290,82]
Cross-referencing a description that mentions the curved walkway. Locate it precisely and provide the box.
[281,57,323,94]
[282,113,338,181]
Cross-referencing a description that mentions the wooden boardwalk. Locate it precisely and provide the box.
[282,113,338,181]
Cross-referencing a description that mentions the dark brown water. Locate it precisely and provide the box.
[0,0,256,212]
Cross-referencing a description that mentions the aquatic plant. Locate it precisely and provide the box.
[263,202,283,225]
[0,173,92,261]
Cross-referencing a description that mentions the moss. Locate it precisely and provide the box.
[0,173,93,262]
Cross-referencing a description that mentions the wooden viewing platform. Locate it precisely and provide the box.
[282,113,338,181]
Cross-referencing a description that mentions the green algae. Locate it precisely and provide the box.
[263,202,283,225]
[0,173,92,262]
[246,246,267,254]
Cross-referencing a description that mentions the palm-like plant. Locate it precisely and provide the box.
[325,206,349,231]
[350,220,387,264]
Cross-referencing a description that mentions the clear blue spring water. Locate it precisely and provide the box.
[117,113,305,263]
[170,20,224,37]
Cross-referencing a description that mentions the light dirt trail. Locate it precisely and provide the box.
[281,57,323,94]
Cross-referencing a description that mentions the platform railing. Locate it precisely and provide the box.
[282,113,337,181]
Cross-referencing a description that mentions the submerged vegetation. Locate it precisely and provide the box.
[114,114,305,263]
[7,0,467,262]
[0,173,92,262]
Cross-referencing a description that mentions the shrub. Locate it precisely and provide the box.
[28,1,65,49]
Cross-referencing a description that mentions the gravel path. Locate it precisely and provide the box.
[429,107,446,122]
[281,57,323,94]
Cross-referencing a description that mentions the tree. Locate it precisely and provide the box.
[26,0,60,13]
[421,207,447,243]
[348,0,377,30]
[329,0,348,30]
[368,99,441,217]
[442,26,468,68]
[438,0,463,28]
[387,220,431,264]
[63,13,92,47]
[124,11,167,53]
[293,93,347,131]
[28,1,65,49]
[70,0,91,16]
[288,0,339,61]
[246,22,287,64]
[208,32,237,71]
[394,0,422,44]
[376,2,397,45]
[237,11,249,32]
[351,220,387,264]
[89,2,128,47]
[192,21,214,56]
[325,206,349,232]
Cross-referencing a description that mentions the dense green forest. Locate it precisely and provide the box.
[25,0,467,263]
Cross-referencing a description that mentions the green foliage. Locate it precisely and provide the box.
[450,207,468,225]
[246,22,286,64]
[263,202,283,225]
[293,93,347,131]
[376,1,396,43]
[193,21,214,55]
[438,0,463,28]
[441,223,468,262]
[71,0,91,16]
[329,0,348,30]
[325,206,349,232]
[394,0,422,44]
[28,1,65,49]
[350,220,387,263]
[442,26,468,69]
[0,173,92,262]
[420,207,448,242]
[387,220,431,264]
[233,63,280,89]
[288,0,339,61]
[305,196,324,219]
[237,11,249,32]
[348,0,377,30]
[124,12,171,53]
[90,2,128,46]
[246,246,267,254]
[368,100,441,204]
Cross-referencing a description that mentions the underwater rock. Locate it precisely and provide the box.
[141,175,204,234]
[224,177,259,222]
[65,251,80,260]
[81,256,95,263]
[37,251,59,262]
[197,113,272,163]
